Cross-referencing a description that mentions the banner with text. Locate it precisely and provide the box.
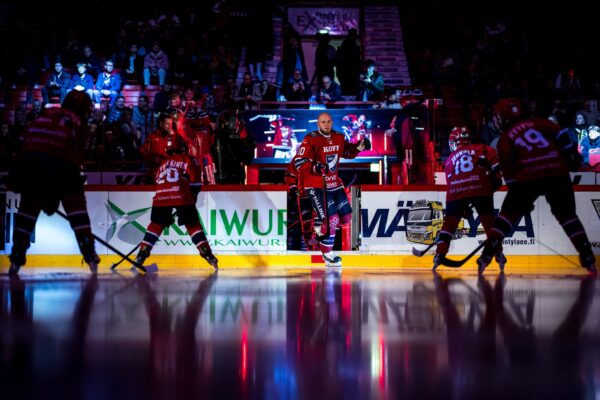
[4,190,287,255]
[360,189,600,255]
[288,7,359,36]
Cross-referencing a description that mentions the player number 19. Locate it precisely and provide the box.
[514,129,550,151]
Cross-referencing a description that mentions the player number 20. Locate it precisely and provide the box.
[157,167,179,184]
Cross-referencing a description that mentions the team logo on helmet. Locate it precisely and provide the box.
[448,126,470,152]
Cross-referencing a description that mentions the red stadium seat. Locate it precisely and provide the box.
[143,86,161,105]
[124,90,140,107]
[7,89,28,108]
[123,84,142,91]
[31,87,44,103]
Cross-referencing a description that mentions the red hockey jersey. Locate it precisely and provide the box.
[444,143,499,201]
[294,130,360,189]
[273,125,296,148]
[497,117,570,184]
[152,152,203,207]
[21,108,86,166]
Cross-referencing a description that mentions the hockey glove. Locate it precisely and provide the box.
[312,162,330,175]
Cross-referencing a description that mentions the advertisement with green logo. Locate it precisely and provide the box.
[5,190,288,255]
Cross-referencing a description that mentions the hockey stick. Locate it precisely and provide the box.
[286,218,301,230]
[110,210,179,271]
[110,242,140,270]
[311,145,330,240]
[317,173,330,239]
[412,242,436,257]
[439,242,485,268]
[55,209,157,273]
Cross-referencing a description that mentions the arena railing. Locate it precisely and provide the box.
[257,101,377,110]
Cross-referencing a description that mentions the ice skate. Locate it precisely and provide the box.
[78,234,100,274]
[495,251,507,272]
[476,256,492,275]
[8,243,27,275]
[133,245,151,272]
[323,251,342,268]
[199,242,219,270]
[86,256,100,274]
[477,238,501,274]
[579,244,597,275]
[8,260,22,276]
[432,254,444,271]
[8,247,25,275]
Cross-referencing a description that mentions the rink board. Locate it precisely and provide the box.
[1,185,599,274]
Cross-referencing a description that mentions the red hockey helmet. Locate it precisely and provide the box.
[494,97,523,126]
[448,126,470,152]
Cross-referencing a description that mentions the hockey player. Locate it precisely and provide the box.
[7,90,99,275]
[134,135,218,270]
[433,126,504,270]
[140,112,177,173]
[293,112,369,267]
[477,98,596,275]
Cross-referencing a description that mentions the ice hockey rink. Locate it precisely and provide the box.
[2,184,599,398]
[1,262,598,400]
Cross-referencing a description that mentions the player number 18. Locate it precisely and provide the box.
[454,154,474,175]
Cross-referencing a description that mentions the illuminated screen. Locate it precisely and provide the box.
[243,109,400,164]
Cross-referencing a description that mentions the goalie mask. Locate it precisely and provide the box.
[448,126,470,152]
